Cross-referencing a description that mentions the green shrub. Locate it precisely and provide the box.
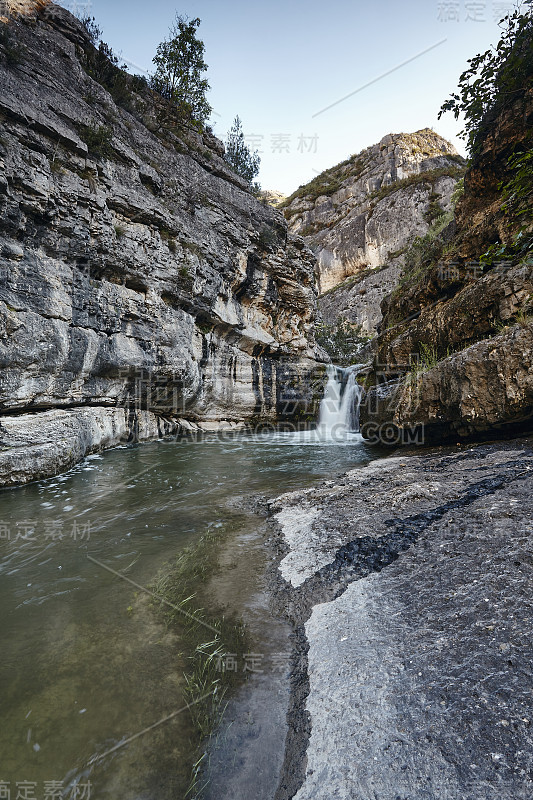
[257,225,278,251]
[50,158,63,175]
[479,229,533,268]
[388,246,408,260]
[451,177,465,206]
[81,37,134,108]
[500,148,533,222]
[315,319,371,365]
[181,240,204,258]
[367,166,465,208]
[280,155,367,208]
[79,124,114,158]
[439,5,533,154]
[395,208,454,290]
[80,16,102,45]
[424,196,445,225]
[159,229,178,253]
[400,234,444,286]
[282,173,344,206]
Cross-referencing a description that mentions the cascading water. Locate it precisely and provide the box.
[318,364,364,439]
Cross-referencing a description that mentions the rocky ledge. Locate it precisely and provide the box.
[269,437,533,800]
[361,321,533,444]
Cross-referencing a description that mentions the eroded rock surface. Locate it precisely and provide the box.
[270,438,533,800]
[0,407,179,485]
[358,84,533,445]
[318,263,402,337]
[0,6,325,483]
[362,323,533,443]
[282,129,464,295]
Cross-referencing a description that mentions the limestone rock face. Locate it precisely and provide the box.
[318,264,402,336]
[361,324,533,444]
[0,407,179,486]
[360,81,533,445]
[282,129,465,296]
[0,6,323,448]
[260,190,286,207]
[376,262,533,370]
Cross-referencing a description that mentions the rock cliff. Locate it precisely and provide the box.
[360,83,533,444]
[281,129,465,304]
[0,4,323,484]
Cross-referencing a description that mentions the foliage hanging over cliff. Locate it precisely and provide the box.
[439,2,533,154]
[501,148,533,220]
[77,16,148,112]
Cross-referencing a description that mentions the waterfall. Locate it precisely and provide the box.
[318,364,364,439]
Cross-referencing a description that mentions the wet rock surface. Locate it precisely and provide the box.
[0,407,180,485]
[269,437,533,799]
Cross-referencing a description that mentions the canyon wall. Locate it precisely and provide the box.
[0,5,324,483]
[282,129,465,306]
[360,85,533,444]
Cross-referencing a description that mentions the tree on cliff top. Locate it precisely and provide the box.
[224,116,261,187]
[151,15,211,127]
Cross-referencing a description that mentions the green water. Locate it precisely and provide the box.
[0,431,380,798]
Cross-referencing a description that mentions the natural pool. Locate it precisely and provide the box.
[0,431,383,799]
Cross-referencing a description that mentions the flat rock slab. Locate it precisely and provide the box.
[271,438,533,800]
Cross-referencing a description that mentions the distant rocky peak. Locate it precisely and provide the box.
[282,129,465,297]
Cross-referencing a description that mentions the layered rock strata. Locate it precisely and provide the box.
[282,129,464,297]
[0,5,324,483]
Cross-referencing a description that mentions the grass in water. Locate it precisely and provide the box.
[149,522,250,798]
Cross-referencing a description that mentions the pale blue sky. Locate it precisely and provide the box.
[60,0,521,192]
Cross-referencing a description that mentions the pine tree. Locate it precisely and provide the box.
[224,116,261,186]
[151,15,211,126]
